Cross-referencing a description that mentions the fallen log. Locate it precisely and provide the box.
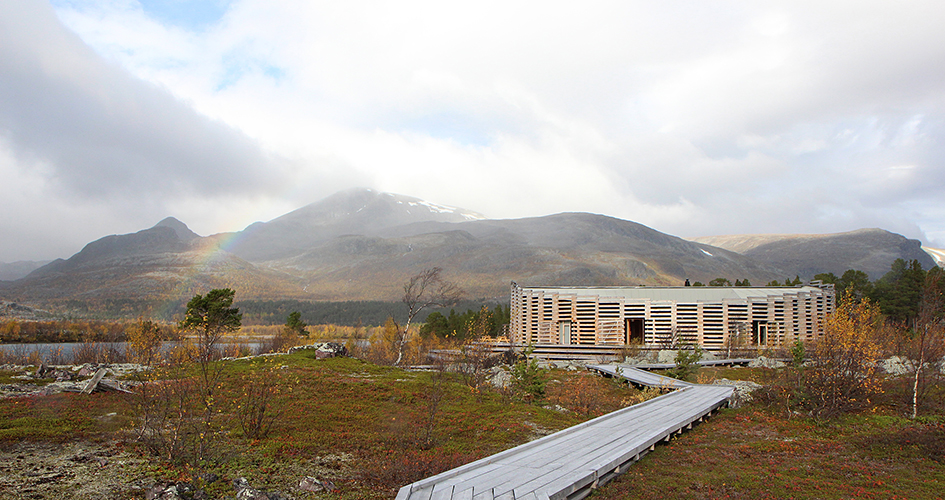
[81,368,107,394]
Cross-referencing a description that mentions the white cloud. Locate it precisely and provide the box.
[1,0,945,261]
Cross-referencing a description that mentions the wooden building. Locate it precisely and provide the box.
[509,282,835,349]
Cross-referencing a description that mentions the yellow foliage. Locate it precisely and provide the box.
[127,317,164,366]
[807,293,886,417]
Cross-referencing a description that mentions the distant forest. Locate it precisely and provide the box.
[236,298,509,327]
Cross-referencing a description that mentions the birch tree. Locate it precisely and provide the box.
[395,268,462,366]
[906,267,945,419]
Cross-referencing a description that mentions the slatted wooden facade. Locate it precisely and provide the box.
[510,282,835,349]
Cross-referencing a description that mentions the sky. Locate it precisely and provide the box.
[1,0,944,262]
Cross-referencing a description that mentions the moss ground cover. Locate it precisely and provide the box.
[0,353,642,499]
[2,356,943,499]
[589,368,945,500]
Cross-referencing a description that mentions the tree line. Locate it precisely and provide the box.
[418,304,511,340]
[811,259,945,325]
[0,319,174,344]
[235,298,507,328]
[701,258,944,326]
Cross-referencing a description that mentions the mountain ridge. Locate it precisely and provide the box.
[690,229,936,280]
[1,188,939,307]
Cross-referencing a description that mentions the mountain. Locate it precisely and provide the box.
[8,218,301,302]
[2,189,940,311]
[270,212,784,299]
[690,229,937,280]
[226,188,486,262]
[0,260,51,281]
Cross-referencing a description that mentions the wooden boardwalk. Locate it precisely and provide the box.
[622,358,753,370]
[396,373,733,500]
[584,364,694,389]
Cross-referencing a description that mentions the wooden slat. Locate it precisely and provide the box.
[453,487,474,500]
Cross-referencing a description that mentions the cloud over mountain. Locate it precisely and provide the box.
[3,1,945,262]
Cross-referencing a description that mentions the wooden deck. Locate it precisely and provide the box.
[396,375,734,500]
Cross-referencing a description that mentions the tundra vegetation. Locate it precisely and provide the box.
[0,262,944,499]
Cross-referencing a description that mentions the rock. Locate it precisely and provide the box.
[288,342,347,358]
[298,476,324,493]
[199,473,219,485]
[657,350,678,364]
[105,363,151,377]
[299,476,337,493]
[748,356,786,369]
[76,364,97,378]
[488,367,512,389]
[232,477,289,500]
[96,379,132,393]
[880,356,912,376]
[145,482,198,500]
[622,354,650,365]
[543,404,570,413]
[232,477,252,492]
[713,378,763,408]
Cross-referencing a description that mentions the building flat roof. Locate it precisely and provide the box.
[515,285,829,302]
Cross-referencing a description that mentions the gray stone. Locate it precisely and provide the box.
[299,476,336,493]
[880,356,912,376]
[488,367,513,389]
[288,342,347,358]
[145,482,198,500]
[748,356,786,369]
[232,476,289,500]
[712,378,762,408]
[657,350,679,364]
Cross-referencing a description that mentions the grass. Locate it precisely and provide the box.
[0,352,644,499]
[588,368,945,500]
[0,392,125,442]
[588,407,945,500]
[2,356,944,499]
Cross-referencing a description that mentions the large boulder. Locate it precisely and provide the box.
[287,342,347,358]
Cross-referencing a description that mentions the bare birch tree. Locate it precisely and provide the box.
[906,268,945,419]
[395,267,463,366]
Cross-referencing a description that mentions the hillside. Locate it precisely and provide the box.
[690,229,937,280]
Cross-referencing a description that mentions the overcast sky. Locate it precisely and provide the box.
[1,0,944,262]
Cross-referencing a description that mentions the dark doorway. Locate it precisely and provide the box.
[752,320,768,345]
[626,318,644,344]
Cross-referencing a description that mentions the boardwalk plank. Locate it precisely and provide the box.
[430,485,454,500]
